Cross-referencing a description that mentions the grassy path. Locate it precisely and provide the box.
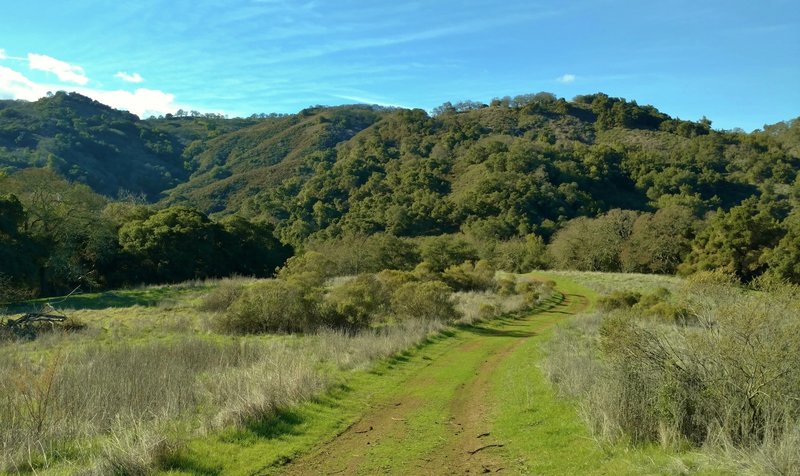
[279,278,595,475]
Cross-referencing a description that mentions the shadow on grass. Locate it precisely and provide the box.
[161,452,223,476]
[245,408,307,439]
[5,286,206,313]
[466,325,538,338]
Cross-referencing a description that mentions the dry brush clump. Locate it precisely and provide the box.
[543,274,800,473]
[0,338,267,472]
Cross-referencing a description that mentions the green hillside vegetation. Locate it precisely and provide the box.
[162,105,386,214]
[2,92,800,299]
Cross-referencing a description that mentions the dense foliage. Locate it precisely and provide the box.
[0,170,289,297]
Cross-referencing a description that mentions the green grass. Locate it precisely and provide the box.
[3,282,212,314]
[3,271,737,475]
[541,269,683,295]
[162,329,464,475]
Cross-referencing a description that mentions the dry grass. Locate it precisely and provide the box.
[543,276,800,475]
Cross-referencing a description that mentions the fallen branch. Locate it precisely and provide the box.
[468,443,505,455]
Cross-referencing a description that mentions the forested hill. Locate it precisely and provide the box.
[160,105,386,213]
[0,91,257,199]
[2,92,798,235]
[168,94,799,248]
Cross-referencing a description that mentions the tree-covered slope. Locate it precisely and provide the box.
[0,92,255,199]
[229,94,798,246]
[161,105,387,213]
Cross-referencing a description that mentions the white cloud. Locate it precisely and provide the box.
[0,66,49,100]
[28,53,89,85]
[114,71,144,83]
[557,73,576,84]
[88,88,180,118]
[0,64,193,118]
[0,49,6,60]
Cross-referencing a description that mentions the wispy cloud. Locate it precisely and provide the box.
[329,92,408,108]
[115,71,144,83]
[28,53,89,85]
[0,49,6,60]
[557,73,576,84]
[250,10,562,66]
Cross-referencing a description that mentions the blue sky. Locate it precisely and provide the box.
[0,0,797,130]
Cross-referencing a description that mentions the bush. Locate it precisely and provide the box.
[550,278,800,464]
[198,278,247,312]
[441,260,495,291]
[322,274,388,329]
[420,235,479,272]
[277,251,335,287]
[492,234,549,272]
[391,281,458,321]
[597,290,641,311]
[375,269,417,290]
[495,276,516,296]
[218,280,319,333]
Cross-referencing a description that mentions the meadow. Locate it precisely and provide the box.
[0,262,542,474]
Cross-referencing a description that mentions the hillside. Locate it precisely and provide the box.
[3,92,797,229]
[0,91,256,199]
[219,94,798,246]
[161,105,387,213]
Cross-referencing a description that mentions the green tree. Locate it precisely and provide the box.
[548,209,638,271]
[764,210,800,283]
[680,198,784,281]
[119,206,220,282]
[218,216,291,277]
[420,235,479,272]
[622,206,698,274]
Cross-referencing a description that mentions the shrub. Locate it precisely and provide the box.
[391,281,458,321]
[198,278,247,312]
[411,261,440,282]
[277,251,335,287]
[495,275,516,296]
[322,274,388,329]
[551,279,800,463]
[419,235,479,272]
[441,260,495,291]
[219,280,319,333]
[597,290,641,311]
[492,234,549,272]
[375,269,417,290]
[514,280,542,305]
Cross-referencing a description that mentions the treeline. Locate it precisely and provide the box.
[0,169,289,300]
[548,201,800,283]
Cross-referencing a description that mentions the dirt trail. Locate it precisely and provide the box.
[281,291,589,475]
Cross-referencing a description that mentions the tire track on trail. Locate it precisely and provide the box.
[280,290,589,475]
